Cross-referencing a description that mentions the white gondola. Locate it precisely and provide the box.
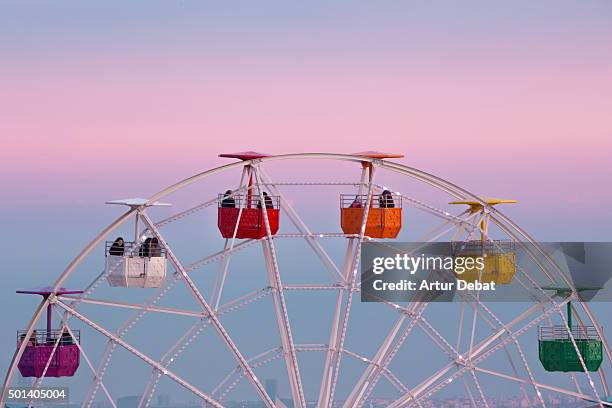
[105,242,167,288]
[104,198,171,288]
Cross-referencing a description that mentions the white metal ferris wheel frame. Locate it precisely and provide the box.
[2,152,611,407]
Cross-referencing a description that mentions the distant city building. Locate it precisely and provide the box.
[157,394,170,406]
[117,396,141,408]
[265,379,278,402]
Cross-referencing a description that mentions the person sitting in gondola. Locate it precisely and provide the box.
[149,237,162,257]
[60,330,73,346]
[29,330,38,346]
[257,192,274,209]
[139,237,152,257]
[379,190,395,208]
[349,196,363,208]
[221,190,236,208]
[109,237,125,256]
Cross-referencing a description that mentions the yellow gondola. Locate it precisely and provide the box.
[450,197,517,284]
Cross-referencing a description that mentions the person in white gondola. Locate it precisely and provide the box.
[139,238,152,257]
[150,238,162,257]
[109,237,125,256]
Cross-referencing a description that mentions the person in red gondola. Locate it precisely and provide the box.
[221,190,236,208]
[257,192,274,209]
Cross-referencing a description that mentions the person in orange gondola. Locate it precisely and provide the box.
[109,237,125,256]
[349,196,363,208]
[257,192,274,209]
[379,190,395,208]
[221,190,236,208]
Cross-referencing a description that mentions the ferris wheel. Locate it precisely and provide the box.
[2,152,611,408]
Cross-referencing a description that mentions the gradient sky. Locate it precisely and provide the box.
[2,1,611,211]
[1,0,612,402]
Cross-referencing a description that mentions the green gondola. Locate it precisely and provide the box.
[538,286,603,372]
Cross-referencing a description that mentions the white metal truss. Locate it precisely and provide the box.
[140,212,276,408]
[53,299,224,408]
[2,153,610,408]
[253,165,306,408]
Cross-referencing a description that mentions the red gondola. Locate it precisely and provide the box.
[218,152,280,239]
[218,194,280,239]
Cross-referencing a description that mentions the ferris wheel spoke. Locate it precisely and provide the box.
[143,288,278,408]
[140,212,276,408]
[58,295,208,318]
[460,376,478,408]
[322,164,378,408]
[211,347,283,399]
[52,300,224,408]
[473,366,612,406]
[388,298,570,408]
[259,167,344,283]
[217,349,285,404]
[185,236,257,273]
[350,217,482,408]
[85,273,183,407]
[469,369,491,408]
[211,166,249,311]
[458,223,552,406]
[253,166,306,408]
[139,319,209,408]
[459,300,545,407]
[349,303,428,408]
[470,302,537,408]
[341,348,410,395]
[50,309,117,408]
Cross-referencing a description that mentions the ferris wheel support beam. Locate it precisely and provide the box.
[138,321,201,408]
[211,165,249,311]
[348,303,428,408]
[473,366,612,407]
[317,237,356,407]
[347,213,482,408]
[317,164,369,408]
[389,298,569,408]
[254,166,307,408]
[258,167,344,282]
[140,213,276,408]
[52,310,117,408]
[416,281,543,408]
[326,164,377,408]
[86,239,266,408]
[52,299,224,408]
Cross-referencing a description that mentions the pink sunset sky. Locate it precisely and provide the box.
[1,1,611,232]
